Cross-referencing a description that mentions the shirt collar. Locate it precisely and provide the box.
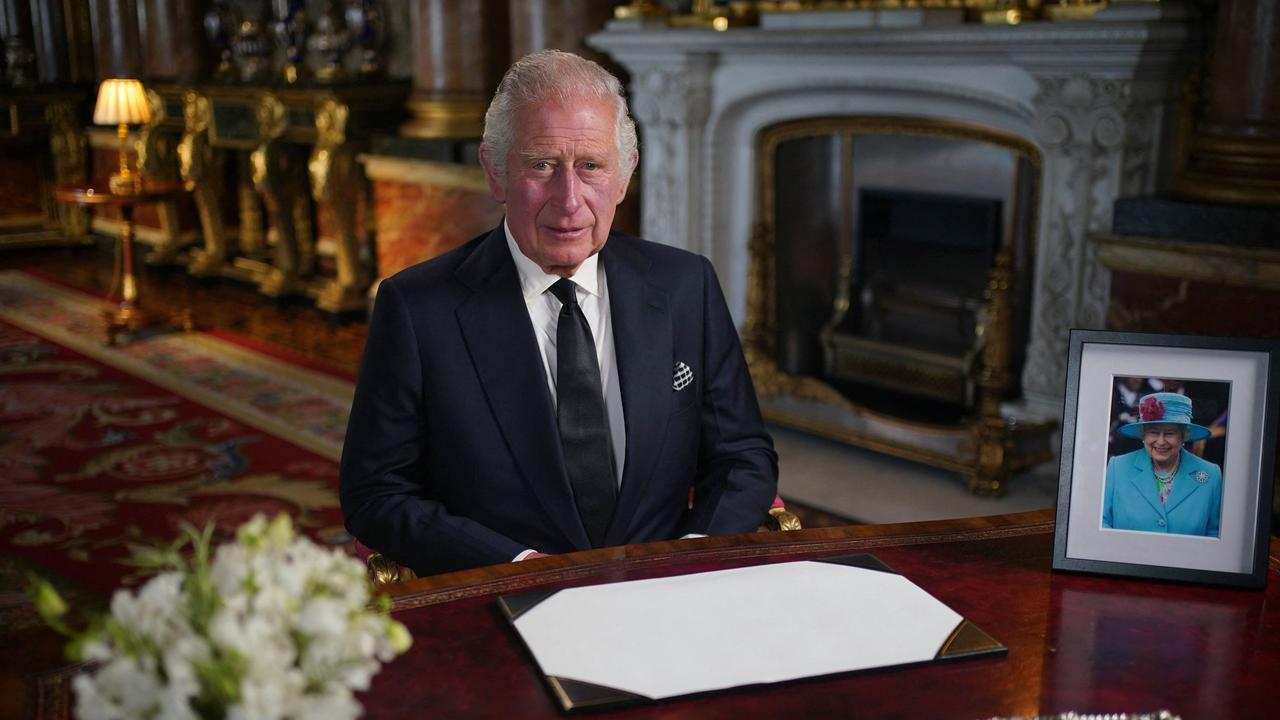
[503,218,602,303]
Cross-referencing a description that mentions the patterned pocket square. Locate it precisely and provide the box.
[673,361,694,391]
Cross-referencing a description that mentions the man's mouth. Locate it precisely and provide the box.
[544,225,589,240]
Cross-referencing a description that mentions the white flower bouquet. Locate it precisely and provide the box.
[30,514,411,720]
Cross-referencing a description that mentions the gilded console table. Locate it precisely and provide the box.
[169,81,408,312]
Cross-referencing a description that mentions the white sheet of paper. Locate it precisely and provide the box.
[511,560,965,700]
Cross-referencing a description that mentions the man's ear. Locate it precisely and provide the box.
[479,145,507,204]
[615,149,639,203]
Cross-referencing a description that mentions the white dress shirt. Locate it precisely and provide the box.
[504,221,627,484]
[505,222,628,561]
[503,222,705,560]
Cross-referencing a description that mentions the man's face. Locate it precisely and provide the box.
[481,96,632,277]
[1143,424,1184,466]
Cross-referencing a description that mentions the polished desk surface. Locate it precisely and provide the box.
[372,510,1280,719]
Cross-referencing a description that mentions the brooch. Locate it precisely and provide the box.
[1194,470,1209,484]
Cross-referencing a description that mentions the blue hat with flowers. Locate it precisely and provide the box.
[1118,391,1212,442]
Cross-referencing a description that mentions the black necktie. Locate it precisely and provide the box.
[549,277,617,547]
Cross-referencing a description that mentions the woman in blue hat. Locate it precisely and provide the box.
[1102,391,1223,537]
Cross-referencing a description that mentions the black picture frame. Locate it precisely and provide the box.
[1052,330,1280,589]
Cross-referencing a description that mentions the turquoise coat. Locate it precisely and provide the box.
[1102,448,1222,537]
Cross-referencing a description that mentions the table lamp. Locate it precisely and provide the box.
[93,78,152,194]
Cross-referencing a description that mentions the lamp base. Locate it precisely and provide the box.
[108,169,143,195]
[101,303,195,346]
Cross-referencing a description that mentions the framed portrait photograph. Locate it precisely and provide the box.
[1052,330,1280,589]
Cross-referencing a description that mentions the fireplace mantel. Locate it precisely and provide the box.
[590,13,1194,414]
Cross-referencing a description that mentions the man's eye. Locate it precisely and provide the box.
[582,162,599,171]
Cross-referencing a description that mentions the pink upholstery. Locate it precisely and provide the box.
[352,538,377,561]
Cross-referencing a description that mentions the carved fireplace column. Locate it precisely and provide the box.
[1024,74,1171,403]
[402,0,509,139]
[627,56,714,253]
[1171,0,1280,206]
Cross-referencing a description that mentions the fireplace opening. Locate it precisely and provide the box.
[823,187,1002,414]
[850,187,1001,356]
[762,120,1037,425]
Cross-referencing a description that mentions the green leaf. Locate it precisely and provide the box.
[25,574,71,636]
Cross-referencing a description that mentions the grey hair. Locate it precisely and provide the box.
[482,50,638,177]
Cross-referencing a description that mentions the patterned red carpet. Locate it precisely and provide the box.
[0,271,354,622]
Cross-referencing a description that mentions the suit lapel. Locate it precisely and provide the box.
[1125,450,1167,517]
[601,238,672,546]
[1163,449,1204,514]
[454,228,590,551]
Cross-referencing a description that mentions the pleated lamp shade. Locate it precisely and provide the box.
[93,78,152,126]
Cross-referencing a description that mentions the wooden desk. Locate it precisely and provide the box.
[374,511,1280,719]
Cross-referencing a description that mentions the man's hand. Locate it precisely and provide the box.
[521,552,550,561]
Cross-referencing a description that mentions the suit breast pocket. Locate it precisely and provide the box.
[670,360,699,415]
[671,378,699,416]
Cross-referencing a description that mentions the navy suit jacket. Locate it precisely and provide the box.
[340,227,779,576]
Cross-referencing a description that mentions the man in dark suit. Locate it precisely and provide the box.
[340,50,778,576]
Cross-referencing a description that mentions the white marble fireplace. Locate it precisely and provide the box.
[591,9,1194,416]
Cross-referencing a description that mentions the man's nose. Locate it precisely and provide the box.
[551,167,582,212]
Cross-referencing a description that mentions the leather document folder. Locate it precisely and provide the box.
[498,553,1005,711]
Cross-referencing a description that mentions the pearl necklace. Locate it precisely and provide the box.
[1152,455,1179,500]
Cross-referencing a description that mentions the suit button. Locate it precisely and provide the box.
[1157,519,1166,527]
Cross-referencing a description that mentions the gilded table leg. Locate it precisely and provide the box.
[186,179,227,276]
[147,199,186,266]
[139,90,187,266]
[310,99,366,313]
[252,94,306,298]
[237,152,265,257]
[291,178,315,278]
[179,92,228,277]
